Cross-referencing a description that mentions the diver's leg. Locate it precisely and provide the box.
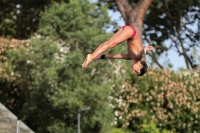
[82,26,133,69]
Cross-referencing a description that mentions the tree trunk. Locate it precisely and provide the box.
[114,0,152,38]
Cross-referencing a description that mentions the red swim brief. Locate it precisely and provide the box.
[122,25,137,38]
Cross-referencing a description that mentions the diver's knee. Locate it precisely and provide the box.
[107,41,117,48]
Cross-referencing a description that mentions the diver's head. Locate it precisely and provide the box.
[131,61,148,76]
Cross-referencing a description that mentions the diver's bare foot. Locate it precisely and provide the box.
[82,54,93,69]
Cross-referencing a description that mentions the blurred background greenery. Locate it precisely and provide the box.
[0,0,200,133]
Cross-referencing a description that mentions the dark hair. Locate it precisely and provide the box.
[138,61,148,76]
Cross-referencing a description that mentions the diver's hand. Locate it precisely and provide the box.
[144,46,154,54]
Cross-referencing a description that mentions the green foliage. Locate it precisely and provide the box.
[112,127,126,133]
[139,122,170,133]
[111,68,200,132]
[0,1,128,133]
[0,0,69,39]
[140,122,160,133]
[2,1,200,133]
[0,36,115,133]
[39,0,112,55]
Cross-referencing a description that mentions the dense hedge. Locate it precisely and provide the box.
[111,68,200,133]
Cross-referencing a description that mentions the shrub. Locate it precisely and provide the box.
[111,68,200,132]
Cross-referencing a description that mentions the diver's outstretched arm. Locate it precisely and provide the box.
[94,54,132,60]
